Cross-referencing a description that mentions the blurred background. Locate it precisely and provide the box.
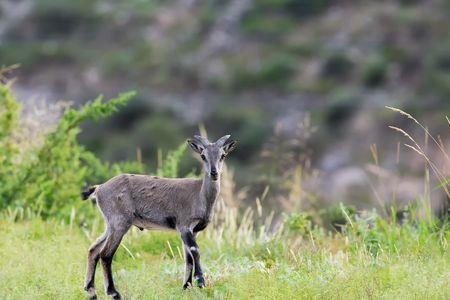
[1,0,450,217]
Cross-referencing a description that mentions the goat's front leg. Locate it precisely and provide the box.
[182,243,194,289]
[180,228,204,288]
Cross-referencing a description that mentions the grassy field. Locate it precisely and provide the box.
[0,215,449,300]
[0,82,449,299]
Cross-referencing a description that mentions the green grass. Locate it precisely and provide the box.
[0,218,449,299]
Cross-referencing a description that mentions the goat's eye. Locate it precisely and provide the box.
[200,154,206,161]
[220,154,226,161]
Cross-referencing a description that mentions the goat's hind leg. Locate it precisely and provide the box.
[100,223,130,300]
[84,232,107,299]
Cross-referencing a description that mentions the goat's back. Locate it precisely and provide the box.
[96,174,203,226]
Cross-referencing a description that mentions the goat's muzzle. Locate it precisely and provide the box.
[210,169,218,181]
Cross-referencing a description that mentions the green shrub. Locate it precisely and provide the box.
[325,91,359,129]
[0,84,21,208]
[284,212,312,235]
[282,0,331,18]
[363,55,388,88]
[230,54,297,90]
[32,0,102,36]
[150,143,188,179]
[424,44,450,101]
[248,0,331,19]
[0,83,136,220]
[320,203,356,230]
[321,52,354,79]
[242,13,296,37]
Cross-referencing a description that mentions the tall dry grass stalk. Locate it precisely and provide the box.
[370,144,379,166]
[387,106,450,203]
[387,106,450,169]
[204,165,283,249]
[387,106,444,150]
[278,166,305,212]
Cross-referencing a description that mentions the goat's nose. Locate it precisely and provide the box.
[210,168,218,176]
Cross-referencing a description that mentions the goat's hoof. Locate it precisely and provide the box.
[84,286,97,299]
[182,282,192,290]
[85,293,97,300]
[195,277,205,289]
[107,291,121,300]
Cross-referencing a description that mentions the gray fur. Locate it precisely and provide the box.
[83,135,236,299]
[193,135,210,147]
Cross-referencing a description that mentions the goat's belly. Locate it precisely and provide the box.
[132,218,175,231]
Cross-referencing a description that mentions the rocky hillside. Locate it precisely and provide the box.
[1,0,450,210]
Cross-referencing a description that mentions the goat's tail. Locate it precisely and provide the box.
[81,185,98,201]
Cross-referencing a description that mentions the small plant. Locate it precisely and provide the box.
[284,212,312,235]
[320,203,356,231]
[155,143,187,178]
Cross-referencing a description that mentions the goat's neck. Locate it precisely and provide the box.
[199,174,220,217]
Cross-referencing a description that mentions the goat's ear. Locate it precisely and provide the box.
[216,134,231,146]
[222,139,237,154]
[187,139,204,154]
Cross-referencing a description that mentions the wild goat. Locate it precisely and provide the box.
[82,135,236,299]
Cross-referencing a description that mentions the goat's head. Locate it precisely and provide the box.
[187,135,236,181]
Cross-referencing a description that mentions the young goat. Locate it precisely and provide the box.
[82,135,236,299]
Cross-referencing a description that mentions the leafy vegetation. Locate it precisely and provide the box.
[0,86,137,220]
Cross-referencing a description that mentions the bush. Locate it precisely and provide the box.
[248,0,331,19]
[325,91,359,129]
[0,84,21,208]
[320,203,356,231]
[242,13,296,37]
[284,212,312,235]
[363,55,388,88]
[283,0,331,18]
[230,54,297,90]
[321,52,354,80]
[32,0,102,37]
[0,83,136,220]
[424,44,450,101]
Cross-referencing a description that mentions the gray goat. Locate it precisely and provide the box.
[82,135,236,299]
